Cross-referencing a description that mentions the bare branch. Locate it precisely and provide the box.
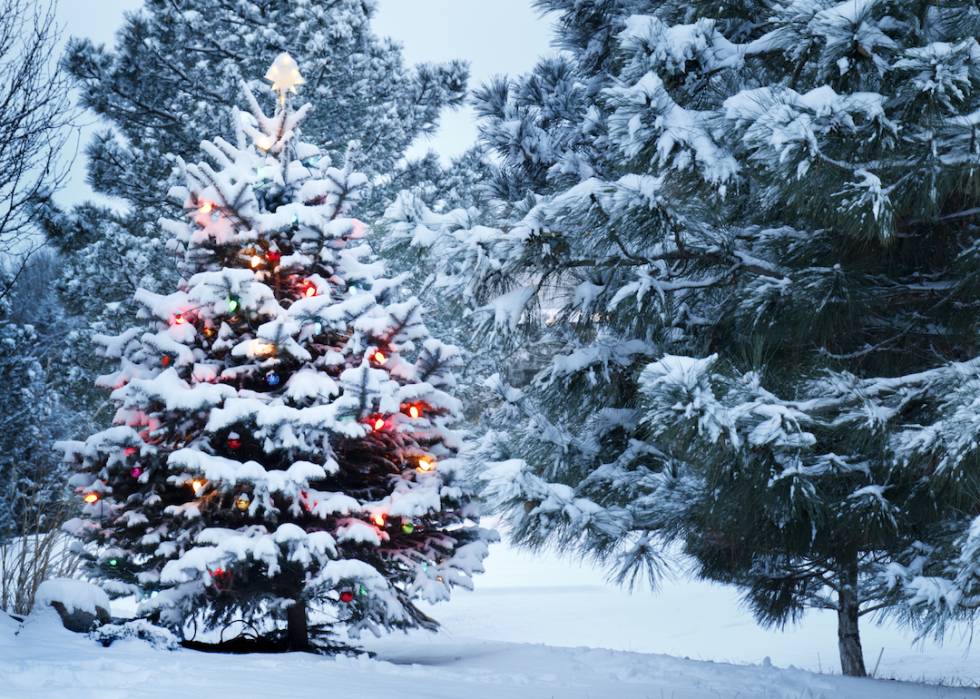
[0,0,79,301]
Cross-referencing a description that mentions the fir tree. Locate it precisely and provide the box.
[62,56,493,650]
[385,0,980,677]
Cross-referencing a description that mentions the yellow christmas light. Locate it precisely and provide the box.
[265,53,305,105]
[418,459,433,472]
[251,255,262,268]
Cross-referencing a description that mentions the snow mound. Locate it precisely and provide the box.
[34,578,111,618]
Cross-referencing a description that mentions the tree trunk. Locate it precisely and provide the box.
[286,598,309,652]
[837,556,867,677]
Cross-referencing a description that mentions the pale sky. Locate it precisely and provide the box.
[54,0,556,207]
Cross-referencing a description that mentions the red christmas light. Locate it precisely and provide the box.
[125,447,137,456]
[409,406,420,419]
[211,568,232,590]
[304,284,317,297]
[339,588,354,603]
[228,438,242,450]
[373,351,385,363]
[174,314,185,325]
[374,418,385,430]
[130,467,143,479]
[373,513,386,527]
[267,249,280,262]
[161,355,171,367]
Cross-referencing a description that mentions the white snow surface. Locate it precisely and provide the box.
[3,542,979,698]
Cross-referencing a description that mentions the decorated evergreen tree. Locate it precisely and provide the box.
[62,55,493,651]
[384,0,980,677]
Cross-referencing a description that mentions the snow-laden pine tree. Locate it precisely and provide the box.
[383,0,980,677]
[62,55,493,651]
[45,0,469,436]
[0,254,73,550]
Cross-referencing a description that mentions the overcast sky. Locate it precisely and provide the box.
[54,0,556,207]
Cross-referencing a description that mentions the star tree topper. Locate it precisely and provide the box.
[265,52,305,105]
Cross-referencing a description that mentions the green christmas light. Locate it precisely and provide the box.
[228,297,240,313]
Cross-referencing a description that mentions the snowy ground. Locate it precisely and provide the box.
[2,540,978,699]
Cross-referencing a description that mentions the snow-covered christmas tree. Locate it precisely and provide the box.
[62,54,493,651]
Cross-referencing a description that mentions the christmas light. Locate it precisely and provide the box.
[313,321,322,334]
[174,314,185,325]
[402,522,415,534]
[409,406,420,419]
[84,493,99,504]
[236,494,250,511]
[339,588,354,603]
[267,249,280,262]
[125,447,137,456]
[130,467,143,479]
[251,255,262,268]
[211,568,232,589]
[256,135,274,151]
[228,297,240,313]
[199,202,212,214]
[374,418,384,430]
[266,371,280,386]
[418,459,433,472]
[109,559,117,566]
[304,284,317,297]
[161,355,171,367]
[228,438,242,450]
[373,513,386,527]
[192,480,205,494]
[373,351,385,363]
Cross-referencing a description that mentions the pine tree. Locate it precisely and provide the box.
[385,0,980,677]
[45,0,469,435]
[0,253,73,555]
[62,56,493,650]
[63,0,467,219]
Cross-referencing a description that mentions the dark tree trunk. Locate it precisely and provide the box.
[286,598,309,651]
[836,556,866,677]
